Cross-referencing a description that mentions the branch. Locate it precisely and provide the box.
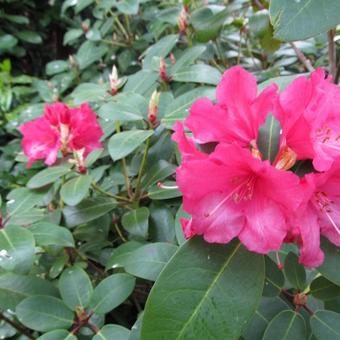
[328,29,336,81]
[290,42,315,72]
[0,313,35,340]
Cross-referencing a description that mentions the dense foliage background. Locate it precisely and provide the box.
[0,0,340,339]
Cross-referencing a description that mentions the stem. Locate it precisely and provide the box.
[114,16,130,41]
[134,138,151,201]
[91,182,130,203]
[114,223,127,242]
[290,42,315,72]
[0,313,35,340]
[328,29,336,81]
[88,322,100,334]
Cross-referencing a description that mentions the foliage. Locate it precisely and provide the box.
[0,0,339,339]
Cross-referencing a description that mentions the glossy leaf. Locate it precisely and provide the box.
[310,310,340,340]
[262,310,306,340]
[172,64,221,85]
[76,41,108,70]
[119,242,178,281]
[93,324,130,340]
[89,274,135,314]
[310,276,340,301]
[122,207,149,239]
[63,197,116,227]
[59,266,93,310]
[141,238,264,340]
[16,296,74,332]
[318,238,340,286]
[27,165,71,189]
[37,329,77,340]
[284,252,307,291]
[108,130,153,161]
[263,256,285,297]
[60,174,92,206]
[270,0,340,41]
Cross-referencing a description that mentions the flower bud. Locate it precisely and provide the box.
[170,53,176,65]
[81,21,89,33]
[178,6,188,34]
[109,65,125,96]
[159,57,170,82]
[148,90,160,124]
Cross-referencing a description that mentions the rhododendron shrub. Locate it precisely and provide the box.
[174,66,340,268]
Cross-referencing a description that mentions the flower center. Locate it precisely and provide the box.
[204,175,256,217]
[316,125,340,152]
[314,191,340,235]
[59,123,70,155]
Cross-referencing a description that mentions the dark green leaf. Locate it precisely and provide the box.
[108,130,153,161]
[89,274,135,314]
[119,242,178,281]
[27,165,71,189]
[284,252,307,291]
[270,0,340,41]
[141,238,264,339]
[263,256,285,297]
[16,296,74,332]
[59,266,93,310]
[310,310,340,340]
[257,114,281,163]
[63,197,116,227]
[60,174,92,206]
[172,65,221,85]
[122,208,149,240]
[311,276,340,301]
[29,222,74,247]
[76,41,108,70]
[262,310,306,340]
[318,238,340,286]
[37,329,77,340]
[93,324,130,340]
[46,60,69,76]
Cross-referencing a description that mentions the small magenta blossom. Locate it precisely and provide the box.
[20,102,103,167]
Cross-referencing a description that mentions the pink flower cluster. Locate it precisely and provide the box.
[173,66,340,267]
[20,102,103,168]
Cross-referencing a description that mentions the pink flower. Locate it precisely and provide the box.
[174,128,302,253]
[275,68,340,171]
[185,66,278,147]
[20,102,103,167]
[287,161,340,267]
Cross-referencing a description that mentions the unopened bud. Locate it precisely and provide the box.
[109,65,125,96]
[159,57,170,82]
[81,21,89,33]
[274,146,297,170]
[148,90,160,124]
[170,53,176,65]
[178,6,188,34]
[68,55,77,68]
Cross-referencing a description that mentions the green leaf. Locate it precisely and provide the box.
[257,114,281,163]
[191,7,229,42]
[60,174,92,206]
[122,208,149,240]
[76,41,108,70]
[59,266,93,310]
[16,296,74,332]
[16,31,42,44]
[262,310,306,340]
[115,0,139,15]
[75,0,94,13]
[98,101,143,122]
[63,197,116,227]
[142,34,177,69]
[284,252,307,291]
[310,310,340,340]
[263,256,285,297]
[318,238,340,286]
[0,34,18,51]
[311,276,340,301]
[71,83,108,104]
[46,60,69,76]
[174,205,187,246]
[243,296,290,340]
[162,87,215,129]
[93,324,130,340]
[89,274,135,314]
[124,70,158,95]
[119,242,178,281]
[108,130,154,161]
[142,160,176,188]
[29,222,74,247]
[141,238,264,339]
[37,329,77,340]
[27,165,71,189]
[270,0,340,41]
[149,204,176,243]
[259,74,303,92]
[0,273,58,310]
[0,226,35,274]
[169,45,207,75]
[172,64,221,85]
[63,29,83,45]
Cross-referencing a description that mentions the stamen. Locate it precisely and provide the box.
[157,182,179,190]
[275,251,284,270]
[324,211,340,235]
